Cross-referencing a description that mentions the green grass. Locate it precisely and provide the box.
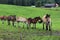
[0,4,60,40]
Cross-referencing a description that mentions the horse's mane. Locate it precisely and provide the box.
[45,14,50,18]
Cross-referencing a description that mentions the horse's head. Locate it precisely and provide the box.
[34,16,40,21]
[45,14,50,18]
[34,16,43,23]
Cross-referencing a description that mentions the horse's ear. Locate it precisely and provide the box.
[46,14,48,15]
[46,14,50,17]
[49,15,50,16]
[48,14,50,17]
[38,16,40,17]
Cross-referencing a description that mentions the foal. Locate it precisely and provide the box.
[27,16,42,29]
[42,14,52,31]
[27,18,36,29]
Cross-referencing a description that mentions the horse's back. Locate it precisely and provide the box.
[16,17,27,22]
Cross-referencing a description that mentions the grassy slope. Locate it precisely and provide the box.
[0,4,60,40]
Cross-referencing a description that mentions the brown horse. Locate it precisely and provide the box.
[27,16,42,29]
[0,16,7,24]
[42,14,52,31]
[27,18,36,29]
[7,15,16,26]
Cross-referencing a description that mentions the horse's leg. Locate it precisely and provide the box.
[33,24,35,29]
[46,23,48,31]
[49,23,51,31]
[28,23,31,29]
[27,23,29,29]
[12,21,15,26]
[27,24,29,29]
[34,24,36,29]
[18,22,19,27]
[25,22,28,29]
[32,24,35,29]
[17,21,20,27]
[43,23,44,30]
[32,24,34,29]
[2,20,4,24]
[26,22,29,29]
[33,24,36,29]
[8,21,10,25]
[23,22,25,28]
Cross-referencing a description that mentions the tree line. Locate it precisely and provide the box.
[0,0,60,6]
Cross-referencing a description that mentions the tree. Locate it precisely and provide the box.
[8,0,14,4]
[36,1,41,7]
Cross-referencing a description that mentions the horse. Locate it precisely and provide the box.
[0,16,7,24]
[27,18,36,29]
[7,15,16,26]
[16,17,28,28]
[27,16,42,29]
[42,14,52,31]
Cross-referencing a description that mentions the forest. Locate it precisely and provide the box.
[0,0,60,6]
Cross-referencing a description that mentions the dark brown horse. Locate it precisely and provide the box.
[7,15,16,26]
[27,16,42,29]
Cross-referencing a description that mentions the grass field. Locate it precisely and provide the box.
[0,4,60,40]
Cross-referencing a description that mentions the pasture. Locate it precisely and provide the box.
[0,4,60,40]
